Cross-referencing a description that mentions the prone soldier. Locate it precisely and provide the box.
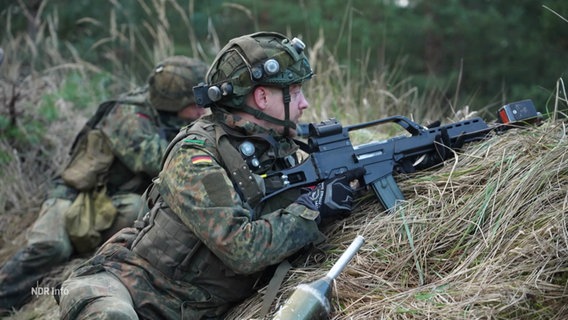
[0,56,207,315]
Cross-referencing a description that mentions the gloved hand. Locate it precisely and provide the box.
[295,168,366,221]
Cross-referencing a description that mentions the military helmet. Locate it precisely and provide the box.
[201,31,313,108]
[148,56,208,112]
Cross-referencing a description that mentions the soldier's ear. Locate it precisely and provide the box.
[252,86,270,110]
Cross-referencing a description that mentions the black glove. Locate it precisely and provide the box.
[295,168,366,221]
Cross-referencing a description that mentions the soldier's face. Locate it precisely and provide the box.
[262,84,309,135]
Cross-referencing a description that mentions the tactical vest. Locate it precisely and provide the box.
[129,118,300,304]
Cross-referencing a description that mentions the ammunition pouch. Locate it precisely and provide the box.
[130,204,262,303]
[131,202,202,280]
[64,186,117,253]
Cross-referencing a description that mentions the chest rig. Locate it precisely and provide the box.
[158,117,300,210]
[174,119,267,208]
[129,118,300,293]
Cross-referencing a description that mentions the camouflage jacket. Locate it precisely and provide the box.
[80,111,325,319]
[97,87,187,194]
[153,112,323,273]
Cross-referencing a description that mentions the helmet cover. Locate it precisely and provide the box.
[148,56,208,112]
[206,31,313,108]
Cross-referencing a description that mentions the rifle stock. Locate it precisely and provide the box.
[263,99,541,211]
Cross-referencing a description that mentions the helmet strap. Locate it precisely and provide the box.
[223,86,296,136]
[282,86,291,137]
[242,86,295,136]
[239,103,296,135]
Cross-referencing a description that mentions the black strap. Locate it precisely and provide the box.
[67,100,118,156]
[259,260,292,318]
[240,103,296,130]
[293,138,310,152]
[282,86,291,137]
[87,100,119,129]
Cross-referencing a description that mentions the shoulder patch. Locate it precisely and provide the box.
[191,155,213,166]
[183,138,206,146]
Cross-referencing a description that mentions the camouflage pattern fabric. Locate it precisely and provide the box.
[148,56,209,113]
[60,228,229,320]
[156,115,322,274]
[60,270,138,320]
[58,113,325,319]
[99,96,169,188]
[0,89,189,314]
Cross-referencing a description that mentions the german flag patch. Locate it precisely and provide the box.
[191,155,213,166]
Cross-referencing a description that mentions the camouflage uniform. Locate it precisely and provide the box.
[59,111,323,320]
[0,57,207,313]
[58,32,358,320]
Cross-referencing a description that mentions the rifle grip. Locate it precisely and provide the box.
[371,174,405,211]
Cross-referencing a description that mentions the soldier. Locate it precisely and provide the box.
[57,32,364,320]
[0,56,208,314]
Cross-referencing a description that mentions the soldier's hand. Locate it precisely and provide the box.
[295,168,365,221]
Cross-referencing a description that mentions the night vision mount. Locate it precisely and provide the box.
[193,81,233,108]
[193,37,307,108]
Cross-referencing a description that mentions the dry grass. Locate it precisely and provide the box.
[0,73,87,260]
[2,1,568,319]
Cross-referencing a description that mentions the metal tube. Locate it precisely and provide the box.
[273,235,365,320]
[326,235,365,280]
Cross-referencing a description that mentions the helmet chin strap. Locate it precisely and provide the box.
[282,86,292,137]
[240,86,296,136]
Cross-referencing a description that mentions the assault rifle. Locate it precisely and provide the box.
[263,99,541,211]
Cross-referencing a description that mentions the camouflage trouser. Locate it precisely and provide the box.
[59,271,138,320]
[0,184,143,312]
[58,226,234,320]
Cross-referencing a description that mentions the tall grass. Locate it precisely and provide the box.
[1,1,567,319]
[0,0,462,223]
